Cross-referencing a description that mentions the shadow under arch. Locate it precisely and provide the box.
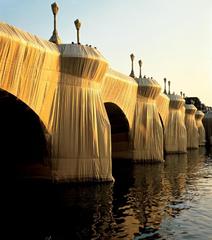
[0,89,50,174]
[158,113,165,132]
[104,102,130,160]
[158,112,165,156]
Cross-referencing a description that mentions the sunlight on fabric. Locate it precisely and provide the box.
[185,104,199,149]
[131,77,164,162]
[195,110,206,146]
[101,68,138,128]
[156,93,170,127]
[165,94,187,153]
[0,22,113,182]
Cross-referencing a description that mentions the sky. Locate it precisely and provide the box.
[0,0,212,106]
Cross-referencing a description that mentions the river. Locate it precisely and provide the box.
[7,147,212,240]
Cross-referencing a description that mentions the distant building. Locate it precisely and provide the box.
[185,97,202,110]
[184,97,211,113]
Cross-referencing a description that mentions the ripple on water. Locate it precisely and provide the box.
[8,148,212,240]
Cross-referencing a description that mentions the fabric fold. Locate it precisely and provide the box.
[131,77,164,162]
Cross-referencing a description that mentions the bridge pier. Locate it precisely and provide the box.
[202,111,212,146]
[185,104,199,149]
[131,77,164,162]
[164,94,187,153]
[195,110,206,146]
[49,44,113,181]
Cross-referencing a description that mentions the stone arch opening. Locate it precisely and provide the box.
[104,102,130,160]
[0,89,50,167]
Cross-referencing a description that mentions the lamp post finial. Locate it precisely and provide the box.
[163,78,167,94]
[138,59,142,78]
[168,80,171,95]
[129,53,135,78]
[74,19,81,44]
[49,2,61,44]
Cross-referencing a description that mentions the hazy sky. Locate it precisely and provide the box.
[0,0,212,106]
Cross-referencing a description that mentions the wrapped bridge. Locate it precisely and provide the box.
[0,23,137,181]
[0,22,207,182]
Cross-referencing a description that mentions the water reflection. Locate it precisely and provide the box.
[9,147,212,239]
[163,154,188,220]
[187,148,205,175]
[129,164,164,230]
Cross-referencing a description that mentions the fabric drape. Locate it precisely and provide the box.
[0,22,113,182]
[195,110,205,146]
[100,68,138,159]
[0,22,60,130]
[185,104,199,149]
[156,93,170,128]
[101,68,137,128]
[131,77,163,162]
[165,95,187,153]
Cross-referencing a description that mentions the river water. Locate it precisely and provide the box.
[8,147,212,240]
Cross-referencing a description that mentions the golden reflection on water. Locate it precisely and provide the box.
[114,148,209,239]
[130,164,164,230]
[11,147,211,239]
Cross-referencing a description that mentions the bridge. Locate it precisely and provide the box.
[0,19,209,182]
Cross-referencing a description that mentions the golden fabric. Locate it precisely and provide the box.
[0,22,113,182]
[165,94,187,153]
[156,93,170,127]
[101,68,138,128]
[185,104,199,149]
[0,23,60,127]
[195,110,206,146]
[131,77,163,162]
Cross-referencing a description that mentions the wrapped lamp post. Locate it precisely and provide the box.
[163,78,167,94]
[74,19,81,44]
[138,59,142,78]
[49,2,61,44]
[129,53,135,78]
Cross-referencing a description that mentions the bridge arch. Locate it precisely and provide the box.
[104,102,131,159]
[100,68,138,129]
[0,89,50,165]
